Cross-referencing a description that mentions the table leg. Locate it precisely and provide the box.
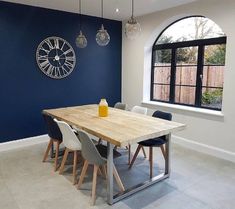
[111,133,172,204]
[165,133,171,175]
[107,142,114,205]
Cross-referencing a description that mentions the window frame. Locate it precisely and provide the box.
[151,36,227,111]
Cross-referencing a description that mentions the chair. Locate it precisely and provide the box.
[54,119,82,185]
[77,130,125,205]
[129,110,172,178]
[131,106,148,115]
[127,106,148,164]
[42,113,63,172]
[114,102,128,110]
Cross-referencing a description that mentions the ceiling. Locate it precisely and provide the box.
[2,0,197,21]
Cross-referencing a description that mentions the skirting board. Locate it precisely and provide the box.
[0,135,49,153]
[172,135,235,163]
[1,134,234,163]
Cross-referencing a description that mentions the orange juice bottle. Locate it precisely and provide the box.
[99,99,108,117]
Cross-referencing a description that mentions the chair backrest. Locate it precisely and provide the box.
[78,131,106,165]
[114,102,128,110]
[131,106,148,115]
[54,119,81,151]
[42,113,62,141]
[152,110,172,121]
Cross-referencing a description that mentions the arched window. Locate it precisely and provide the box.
[151,16,226,110]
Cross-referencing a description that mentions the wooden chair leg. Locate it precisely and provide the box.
[91,165,99,205]
[129,145,142,169]
[97,138,102,144]
[141,147,147,158]
[128,144,131,165]
[54,140,61,171]
[42,138,53,162]
[73,151,78,185]
[113,165,125,192]
[102,165,107,179]
[149,147,153,178]
[160,145,166,160]
[77,160,89,189]
[59,148,69,174]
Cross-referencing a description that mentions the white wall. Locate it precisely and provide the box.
[122,0,235,160]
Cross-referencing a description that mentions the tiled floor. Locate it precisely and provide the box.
[0,141,234,209]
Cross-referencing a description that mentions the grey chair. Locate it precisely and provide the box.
[77,130,125,205]
[114,102,128,110]
[54,119,82,185]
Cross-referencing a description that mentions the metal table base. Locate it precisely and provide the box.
[107,134,171,205]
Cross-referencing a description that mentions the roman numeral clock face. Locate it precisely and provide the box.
[36,37,76,79]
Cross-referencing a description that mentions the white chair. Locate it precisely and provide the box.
[128,106,148,164]
[131,106,148,115]
[54,119,82,185]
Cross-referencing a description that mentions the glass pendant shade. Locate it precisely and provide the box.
[75,0,87,48]
[96,24,110,46]
[76,30,87,48]
[125,0,141,40]
[125,16,141,40]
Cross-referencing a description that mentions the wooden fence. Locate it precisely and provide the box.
[153,65,224,104]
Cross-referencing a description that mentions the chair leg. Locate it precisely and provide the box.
[149,147,153,178]
[91,165,99,205]
[102,165,107,179]
[77,160,89,189]
[129,145,142,169]
[59,148,69,174]
[128,144,131,165]
[54,140,61,172]
[42,138,53,162]
[97,138,102,144]
[113,164,125,192]
[141,147,147,158]
[160,145,166,160]
[73,151,78,185]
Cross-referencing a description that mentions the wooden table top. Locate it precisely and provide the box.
[43,104,186,147]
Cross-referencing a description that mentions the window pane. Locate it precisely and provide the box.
[155,17,225,44]
[202,66,224,88]
[176,46,198,65]
[153,49,172,66]
[201,88,223,109]
[154,67,171,84]
[153,84,170,101]
[204,44,226,65]
[175,86,196,105]
[175,66,197,86]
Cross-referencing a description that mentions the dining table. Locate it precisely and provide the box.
[43,104,186,205]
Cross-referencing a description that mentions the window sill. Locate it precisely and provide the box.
[142,100,224,118]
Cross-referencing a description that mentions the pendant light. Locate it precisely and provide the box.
[125,0,141,40]
[75,0,87,48]
[96,0,110,46]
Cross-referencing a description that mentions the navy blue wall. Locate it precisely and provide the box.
[0,2,122,143]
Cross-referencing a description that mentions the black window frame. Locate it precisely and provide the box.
[151,36,227,111]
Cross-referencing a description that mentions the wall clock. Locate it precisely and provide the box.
[36,36,76,79]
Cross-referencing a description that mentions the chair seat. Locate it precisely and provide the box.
[138,137,166,147]
[96,144,122,159]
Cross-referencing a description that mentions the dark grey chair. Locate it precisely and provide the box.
[129,110,172,178]
[77,130,125,205]
[42,113,63,171]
